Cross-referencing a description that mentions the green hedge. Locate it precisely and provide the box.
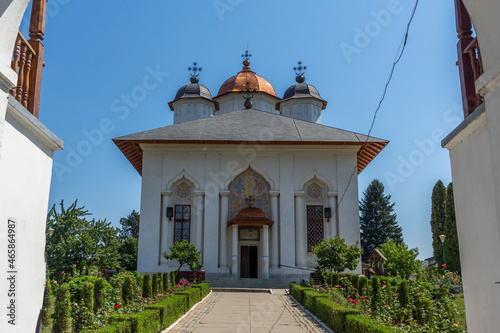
[345,314,400,333]
[176,288,202,308]
[192,282,211,298]
[315,297,362,333]
[82,320,132,333]
[110,309,162,333]
[289,283,312,304]
[146,295,188,328]
[302,289,327,313]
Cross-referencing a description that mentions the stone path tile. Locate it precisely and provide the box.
[166,291,330,333]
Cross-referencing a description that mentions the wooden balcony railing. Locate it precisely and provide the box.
[455,0,484,118]
[9,0,46,119]
[10,32,37,111]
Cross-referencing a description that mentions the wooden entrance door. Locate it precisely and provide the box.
[240,246,258,278]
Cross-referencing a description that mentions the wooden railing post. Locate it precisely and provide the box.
[27,0,47,119]
[455,0,477,118]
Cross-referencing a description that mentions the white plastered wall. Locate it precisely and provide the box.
[136,145,362,279]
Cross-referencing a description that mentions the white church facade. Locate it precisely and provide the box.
[114,55,387,281]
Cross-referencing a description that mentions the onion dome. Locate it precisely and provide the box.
[276,61,327,110]
[215,55,277,99]
[168,63,219,111]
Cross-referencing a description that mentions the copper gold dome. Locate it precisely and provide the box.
[216,61,278,98]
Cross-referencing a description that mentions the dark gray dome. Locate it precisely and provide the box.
[173,83,213,102]
[283,83,322,100]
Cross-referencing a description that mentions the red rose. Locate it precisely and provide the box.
[115,304,121,309]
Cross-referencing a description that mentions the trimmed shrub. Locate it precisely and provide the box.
[358,276,367,296]
[170,271,176,287]
[110,309,161,333]
[146,294,188,327]
[152,273,158,295]
[290,284,311,304]
[143,273,152,298]
[176,288,202,308]
[156,272,163,294]
[163,272,170,292]
[345,314,398,333]
[71,282,94,332]
[113,279,122,305]
[315,297,361,333]
[53,283,71,333]
[349,274,359,293]
[94,278,108,313]
[371,276,381,313]
[82,320,132,333]
[41,279,53,326]
[398,280,409,306]
[380,277,392,304]
[303,289,327,313]
[192,282,211,297]
[122,276,134,305]
[332,273,340,287]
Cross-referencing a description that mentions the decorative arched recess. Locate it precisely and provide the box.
[298,169,333,192]
[228,167,271,220]
[166,170,201,191]
[223,162,276,190]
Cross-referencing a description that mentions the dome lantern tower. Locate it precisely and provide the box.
[214,50,281,115]
[168,62,219,125]
[276,62,328,124]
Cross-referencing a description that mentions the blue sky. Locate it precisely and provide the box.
[23,0,460,260]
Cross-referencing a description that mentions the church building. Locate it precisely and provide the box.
[114,52,388,281]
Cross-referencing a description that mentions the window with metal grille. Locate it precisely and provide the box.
[307,205,324,252]
[174,205,191,243]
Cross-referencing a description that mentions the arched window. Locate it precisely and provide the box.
[172,180,194,243]
[305,181,326,251]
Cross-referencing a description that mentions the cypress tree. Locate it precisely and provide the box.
[430,180,446,267]
[444,183,461,273]
[122,276,134,305]
[53,283,71,333]
[157,272,163,294]
[82,282,94,326]
[163,272,170,292]
[41,279,53,326]
[143,273,152,298]
[360,179,403,260]
[94,278,107,313]
[152,273,158,294]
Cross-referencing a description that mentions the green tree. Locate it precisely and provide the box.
[162,240,203,274]
[444,183,461,273]
[46,200,121,278]
[430,180,446,267]
[119,210,140,240]
[312,236,362,273]
[359,179,403,260]
[118,237,138,271]
[379,238,421,279]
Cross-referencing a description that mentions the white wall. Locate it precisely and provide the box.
[137,144,362,278]
[444,2,500,331]
[0,101,62,332]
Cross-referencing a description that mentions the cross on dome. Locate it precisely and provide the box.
[294,61,307,83]
[188,62,202,83]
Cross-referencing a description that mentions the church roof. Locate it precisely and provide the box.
[113,109,388,175]
[277,82,328,110]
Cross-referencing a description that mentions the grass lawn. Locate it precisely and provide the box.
[454,293,467,329]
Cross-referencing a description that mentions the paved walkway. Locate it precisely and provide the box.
[166,290,330,333]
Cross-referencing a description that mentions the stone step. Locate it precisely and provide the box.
[209,278,290,289]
